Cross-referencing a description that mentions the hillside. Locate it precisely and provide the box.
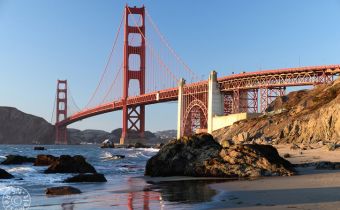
[0,106,170,144]
[0,107,55,144]
[213,78,340,146]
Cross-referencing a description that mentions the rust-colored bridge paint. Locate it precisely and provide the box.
[55,65,340,144]
[55,80,67,144]
[53,6,340,144]
[121,6,146,144]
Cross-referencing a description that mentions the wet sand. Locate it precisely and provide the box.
[209,145,340,210]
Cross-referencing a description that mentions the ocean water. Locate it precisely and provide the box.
[0,145,225,210]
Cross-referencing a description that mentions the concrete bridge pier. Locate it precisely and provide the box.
[177,78,185,139]
[207,71,224,134]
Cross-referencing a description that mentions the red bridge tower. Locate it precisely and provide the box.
[120,6,146,144]
[55,80,68,144]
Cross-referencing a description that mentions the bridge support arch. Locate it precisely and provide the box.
[177,71,224,138]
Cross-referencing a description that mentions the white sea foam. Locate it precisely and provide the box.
[8,167,37,173]
[101,151,114,159]
[136,148,159,152]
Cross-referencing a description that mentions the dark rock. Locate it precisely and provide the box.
[154,143,164,149]
[1,155,36,165]
[145,133,295,177]
[283,153,291,158]
[34,155,58,166]
[46,186,82,195]
[64,173,107,182]
[315,161,340,170]
[34,146,45,150]
[100,139,115,148]
[0,168,14,179]
[134,142,149,148]
[44,155,96,174]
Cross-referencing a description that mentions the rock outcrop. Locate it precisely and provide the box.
[34,155,58,166]
[213,79,340,146]
[100,139,115,148]
[46,186,82,195]
[64,173,107,182]
[0,168,14,179]
[44,155,96,174]
[1,155,35,165]
[145,133,294,177]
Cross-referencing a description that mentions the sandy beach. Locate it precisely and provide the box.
[207,145,340,210]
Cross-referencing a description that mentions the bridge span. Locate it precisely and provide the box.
[53,5,340,144]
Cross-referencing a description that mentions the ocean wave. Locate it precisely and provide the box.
[127,151,153,159]
[100,152,125,161]
[47,148,67,151]
[101,151,114,159]
[8,167,37,173]
[136,148,159,152]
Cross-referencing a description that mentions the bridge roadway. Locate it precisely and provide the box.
[58,64,340,127]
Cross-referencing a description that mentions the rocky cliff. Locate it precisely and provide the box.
[213,78,340,145]
[0,107,55,144]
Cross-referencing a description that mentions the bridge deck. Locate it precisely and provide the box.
[57,64,340,127]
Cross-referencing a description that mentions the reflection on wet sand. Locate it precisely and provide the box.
[126,178,226,209]
[148,180,224,203]
[61,203,74,210]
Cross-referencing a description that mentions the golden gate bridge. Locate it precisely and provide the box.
[52,5,340,144]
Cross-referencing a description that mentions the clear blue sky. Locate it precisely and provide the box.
[1,0,340,132]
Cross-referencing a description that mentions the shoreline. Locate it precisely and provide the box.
[205,144,340,210]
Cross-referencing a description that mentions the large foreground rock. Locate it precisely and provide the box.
[64,173,107,182]
[0,168,14,179]
[44,155,96,174]
[145,133,294,177]
[1,155,35,165]
[46,186,82,195]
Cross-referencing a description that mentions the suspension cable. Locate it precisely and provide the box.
[145,10,198,81]
[101,62,123,103]
[50,89,57,124]
[85,9,125,108]
[127,7,179,83]
[68,85,81,111]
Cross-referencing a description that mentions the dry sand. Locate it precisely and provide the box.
[209,145,340,210]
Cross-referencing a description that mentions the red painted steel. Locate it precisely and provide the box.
[55,65,340,143]
[55,80,67,144]
[182,83,208,136]
[121,6,146,143]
